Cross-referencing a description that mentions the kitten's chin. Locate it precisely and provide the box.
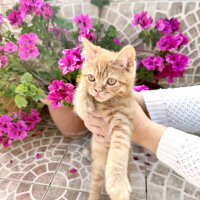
[94,96,107,102]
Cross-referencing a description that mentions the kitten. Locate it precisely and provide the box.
[73,37,136,200]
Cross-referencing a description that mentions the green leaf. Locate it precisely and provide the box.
[32,89,46,101]
[20,72,33,83]
[53,17,73,29]
[6,9,13,17]
[90,0,110,7]
[15,84,26,95]
[15,95,28,108]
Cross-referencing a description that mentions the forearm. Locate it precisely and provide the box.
[132,117,166,154]
[141,85,200,133]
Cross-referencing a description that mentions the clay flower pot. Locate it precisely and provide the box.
[41,99,88,138]
[1,96,19,114]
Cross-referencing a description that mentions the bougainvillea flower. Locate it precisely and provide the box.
[7,10,23,26]
[3,42,18,53]
[132,11,152,29]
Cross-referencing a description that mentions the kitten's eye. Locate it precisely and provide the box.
[107,78,117,86]
[88,74,95,82]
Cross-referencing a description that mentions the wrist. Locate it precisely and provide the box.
[132,118,166,154]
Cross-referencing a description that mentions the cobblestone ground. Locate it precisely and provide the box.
[0,113,199,200]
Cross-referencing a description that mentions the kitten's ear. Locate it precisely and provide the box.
[113,45,136,71]
[81,37,101,62]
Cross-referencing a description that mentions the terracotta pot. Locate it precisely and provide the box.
[41,99,88,138]
[1,96,19,114]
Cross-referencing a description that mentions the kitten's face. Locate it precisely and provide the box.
[81,37,136,102]
[82,56,135,102]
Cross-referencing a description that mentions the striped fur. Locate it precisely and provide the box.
[73,38,136,200]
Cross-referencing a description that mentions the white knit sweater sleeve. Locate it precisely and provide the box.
[141,85,200,133]
[141,86,200,187]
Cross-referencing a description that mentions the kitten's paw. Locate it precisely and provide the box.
[106,176,131,200]
[88,193,100,200]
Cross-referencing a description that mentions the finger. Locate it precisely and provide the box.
[93,110,103,118]
[85,117,105,127]
[93,134,108,143]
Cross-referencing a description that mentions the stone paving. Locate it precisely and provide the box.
[0,114,199,200]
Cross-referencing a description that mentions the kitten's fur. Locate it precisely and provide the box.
[73,37,136,200]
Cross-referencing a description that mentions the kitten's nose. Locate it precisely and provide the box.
[94,88,102,93]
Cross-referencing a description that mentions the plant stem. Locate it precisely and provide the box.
[136,49,155,54]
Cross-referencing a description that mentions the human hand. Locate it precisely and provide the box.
[84,102,150,143]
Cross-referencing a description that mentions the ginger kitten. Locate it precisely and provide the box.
[73,37,136,200]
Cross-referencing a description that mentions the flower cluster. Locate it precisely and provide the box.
[113,38,122,46]
[72,14,95,42]
[0,14,4,24]
[157,33,188,52]
[132,11,152,30]
[133,85,149,92]
[0,109,41,147]
[17,32,40,60]
[0,55,8,68]
[154,18,180,34]
[47,80,75,109]
[3,42,18,53]
[140,53,189,83]
[138,56,165,71]
[0,42,18,68]
[7,0,53,26]
[20,109,42,131]
[58,45,84,75]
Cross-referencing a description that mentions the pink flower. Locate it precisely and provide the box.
[49,27,60,37]
[58,45,84,75]
[133,85,149,92]
[0,115,12,133]
[132,11,152,30]
[4,42,18,53]
[113,38,122,46]
[41,3,54,19]
[7,120,27,140]
[17,32,38,46]
[78,29,95,42]
[47,80,75,109]
[36,153,42,159]
[72,14,92,30]
[69,168,77,173]
[3,139,12,148]
[20,109,41,131]
[0,55,8,68]
[7,10,23,26]
[139,56,165,72]
[18,45,40,60]
[0,14,4,24]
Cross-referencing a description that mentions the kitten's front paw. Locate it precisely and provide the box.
[106,175,131,200]
[88,193,100,200]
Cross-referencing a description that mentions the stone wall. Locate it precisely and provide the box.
[0,0,200,88]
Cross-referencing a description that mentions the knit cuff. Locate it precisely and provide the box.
[141,89,169,126]
[156,127,187,170]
